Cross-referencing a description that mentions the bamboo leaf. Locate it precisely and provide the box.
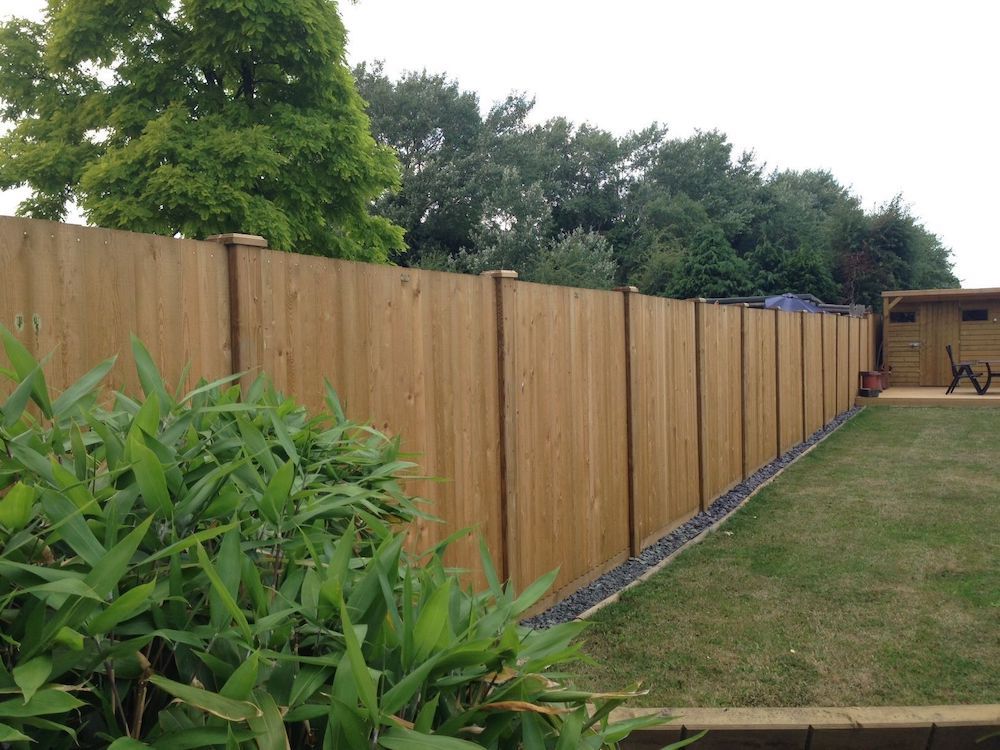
[0,482,34,532]
[219,652,259,701]
[0,689,85,718]
[258,459,294,526]
[196,543,252,642]
[12,656,51,705]
[413,578,452,662]
[148,675,261,722]
[107,737,151,749]
[129,433,172,519]
[87,580,157,635]
[379,726,484,750]
[338,600,379,725]
[131,335,169,406]
[1,328,52,418]
[2,365,41,428]
[51,356,116,417]
[247,689,290,750]
[0,722,33,742]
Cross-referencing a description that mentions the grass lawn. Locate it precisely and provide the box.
[573,407,1000,707]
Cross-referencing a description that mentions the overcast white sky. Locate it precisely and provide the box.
[2,0,997,286]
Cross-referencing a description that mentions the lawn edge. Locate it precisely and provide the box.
[573,408,863,622]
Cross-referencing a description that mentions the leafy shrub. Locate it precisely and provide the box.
[0,331,691,748]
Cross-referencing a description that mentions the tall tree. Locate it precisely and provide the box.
[0,0,403,260]
[354,62,485,264]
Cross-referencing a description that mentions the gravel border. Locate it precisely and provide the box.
[522,406,862,629]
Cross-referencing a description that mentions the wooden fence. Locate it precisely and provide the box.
[0,218,877,610]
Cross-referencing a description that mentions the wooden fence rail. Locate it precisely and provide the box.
[0,218,876,611]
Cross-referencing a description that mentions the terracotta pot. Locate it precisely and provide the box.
[860,371,883,390]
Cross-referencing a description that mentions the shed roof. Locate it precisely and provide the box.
[882,287,1000,303]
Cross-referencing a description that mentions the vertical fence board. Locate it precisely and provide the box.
[743,308,778,474]
[0,217,231,396]
[697,304,743,500]
[503,282,630,603]
[803,314,825,435]
[822,315,838,424]
[776,311,804,453]
[837,316,850,413]
[630,296,700,550]
[849,317,861,404]
[231,249,504,578]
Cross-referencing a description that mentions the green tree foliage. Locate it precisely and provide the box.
[0,1,403,259]
[0,332,686,748]
[668,226,752,299]
[360,63,959,300]
[529,229,617,289]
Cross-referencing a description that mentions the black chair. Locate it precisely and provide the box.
[945,345,985,395]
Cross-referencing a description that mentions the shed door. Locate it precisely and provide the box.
[919,302,960,386]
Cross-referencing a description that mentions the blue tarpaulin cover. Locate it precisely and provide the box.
[764,293,823,313]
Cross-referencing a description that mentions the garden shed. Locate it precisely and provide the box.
[882,287,1000,386]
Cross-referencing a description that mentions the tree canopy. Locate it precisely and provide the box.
[356,63,958,306]
[0,0,404,260]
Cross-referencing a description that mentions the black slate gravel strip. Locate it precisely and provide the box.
[522,407,862,629]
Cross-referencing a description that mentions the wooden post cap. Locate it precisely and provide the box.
[205,233,269,248]
[614,286,639,293]
[480,270,519,278]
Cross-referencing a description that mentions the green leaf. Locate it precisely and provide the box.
[338,600,379,725]
[87,580,157,635]
[151,727,257,749]
[51,356,116,417]
[0,482,34,531]
[131,335,169,406]
[379,726,484,750]
[1,328,52,418]
[196,543,252,642]
[413,578,453,662]
[2,364,41,428]
[219,652,259,701]
[511,569,558,616]
[54,626,84,651]
[107,738,152,749]
[247,689,289,750]
[0,689,85,718]
[0,722,33,742]
[148,675,261,722]
[12,656,51,705]
[129,433,172,518]
[259,460,294,526]
[85,516,153,599]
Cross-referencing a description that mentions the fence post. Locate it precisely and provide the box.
[740,305,749,480]
[481,270,518,586]
[615,286,640,556]
[206,233,269,382]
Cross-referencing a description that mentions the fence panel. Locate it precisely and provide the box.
[837,315,850,413]
[849,317,861,404]
[822,314,838,424]
[743,308,778,475]
[503,281,630,603]
[629,295,700,551]
[0,217,231,397]
[776,311,804,454]
[229,247,504,576]
[802,313,825,435]
[697,304,744,501]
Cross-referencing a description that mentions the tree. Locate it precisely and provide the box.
[354,62,486,264]
[668,226,752,298]
[0,0,403,260]
[528,229,617,289]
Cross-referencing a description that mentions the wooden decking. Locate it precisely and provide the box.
[857,385,1000,407]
